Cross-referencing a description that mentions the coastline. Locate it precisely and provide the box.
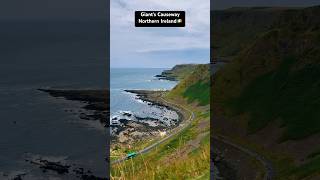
[124,89,186,125]
[38,88,109,126]
[38,88,242,179]
[111,89,196,165]
[38,88,187,149]
[6,89,110,179]
[111,90,187,150]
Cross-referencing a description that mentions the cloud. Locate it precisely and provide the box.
[111,0,210,67]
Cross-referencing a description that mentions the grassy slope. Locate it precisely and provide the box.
[212,7,288,59]
[111,64,210,179]
[168,64,210,106]
[231,57,320,140]
[212,6,320,179]
[111,114,210,179]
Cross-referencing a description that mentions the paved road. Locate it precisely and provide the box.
[212,135,275,180]
[111,96,195,165]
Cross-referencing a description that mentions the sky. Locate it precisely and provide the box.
[213,0,320,10]
[110,0,210,68]
[0,0,318,19]
[1,0,318,68]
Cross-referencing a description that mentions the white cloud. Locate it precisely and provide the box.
[110,0,210,67]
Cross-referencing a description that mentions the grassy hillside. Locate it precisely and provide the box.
[212,5,320,179]
[111,64,210,179]
[168,64,210,106]
[213,5,320,140]
[111,112,210,179]
[211,7,296,59]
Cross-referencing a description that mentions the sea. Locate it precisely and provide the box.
[0,21,108,179]
[110,68,179,128]
[0,21,184,179]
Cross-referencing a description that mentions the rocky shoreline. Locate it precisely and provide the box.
[24,156,107,180]
[38,88,183,146]
[153,64,198,81]
[2,153,108,180]
[38,88,109,126]
[38,88,185,155]
[154,74,177,81]
[12,88,111,180]
[124,90,185,121]
[111,90,184,149]
[37,88,236,179]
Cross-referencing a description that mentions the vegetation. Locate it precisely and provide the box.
[212,5,320,179]
[212,7,289,59]
[229,57,320,140]
[158,64,198,81]
[285,156,320,179]
[213,6,320,140]
[168,64,210,106]
[111,104,210,179]
[183,81,210,106]
[111,64,210,179]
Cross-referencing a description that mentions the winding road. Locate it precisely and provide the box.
[111,94,275,180]
[111,96,195,165]
[212,135,275,180]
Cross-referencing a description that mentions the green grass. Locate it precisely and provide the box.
[155,125,197,160]
[111,122,210,180]
[111,104,210,179]
[212,6,320,179]
[183,81,210,106]
[161,64,198,81]
[284,156,320,179]
[168,64,210,106]
[228,57,320,140]
[111,64,211,179]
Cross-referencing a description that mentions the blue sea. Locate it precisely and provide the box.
[110,68,178,127]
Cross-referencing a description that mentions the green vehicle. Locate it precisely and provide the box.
[126,152,137,159]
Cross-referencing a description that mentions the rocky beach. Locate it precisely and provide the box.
[111,90,185,147]
[4,89,111,180]
[38,88,185,155]
[38,89,109,126]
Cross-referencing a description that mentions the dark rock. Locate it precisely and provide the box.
[13,176,22,180]
[38,89,109,126]
[38,160,70,174]
[81,174,107,180]
[122,112,132,117]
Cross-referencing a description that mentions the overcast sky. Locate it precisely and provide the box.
[110,0,210,68]
[0,0,318,19]
[213,0,320,10]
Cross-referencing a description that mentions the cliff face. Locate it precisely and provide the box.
[156,64,198,81]
[212,6,320,178]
